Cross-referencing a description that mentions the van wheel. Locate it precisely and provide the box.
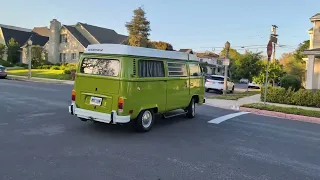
[186,98,196,119]
[134,109,155,132]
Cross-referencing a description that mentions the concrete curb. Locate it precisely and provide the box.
[6,75,74,85]
[240,107,320,124]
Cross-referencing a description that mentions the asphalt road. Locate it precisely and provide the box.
[1,79,320,180]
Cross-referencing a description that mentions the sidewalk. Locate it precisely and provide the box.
[205,94,320,112]
[205,94,261,110]
[7,75,74,85]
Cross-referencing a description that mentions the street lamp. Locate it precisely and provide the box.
[27,39,32,80]
[223,41,230,95]
[263,40,273,105]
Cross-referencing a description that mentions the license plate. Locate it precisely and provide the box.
[90,97,102,106]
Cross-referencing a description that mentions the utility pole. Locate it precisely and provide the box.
[271,25,278,62]
[223,41,230,95]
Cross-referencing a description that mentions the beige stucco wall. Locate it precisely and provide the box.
[0,27,8,61]
[313,21,320,49]
[75,23,99,44]
[59,27,85,63]
[313,58,320,89]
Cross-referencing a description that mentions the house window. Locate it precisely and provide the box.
[138,60,165,77]
[167,62,187,77]
[60,34,67,43]
[71,53,77,60]
[189,63,201,76]
[60,53,66,62]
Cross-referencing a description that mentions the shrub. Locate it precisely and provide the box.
[0,59,14,67]
[63,69,71,74]
[50,65,61,70]
[261,86,320,107]
[280,75,301,91]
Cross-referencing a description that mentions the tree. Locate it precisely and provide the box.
[125,7,152,48]
[7,38,20,64]
[279,51,305,85]
[253,61,284,85]
[150,41,174,51]
[31,46,47,67]
[219,47,241,60]
[234,51,264,82]
[294,40,309,61]
[0,44,5,60]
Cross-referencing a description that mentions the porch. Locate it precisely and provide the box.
[304,48,320,90]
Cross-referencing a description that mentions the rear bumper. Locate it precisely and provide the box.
[68,103,130,124]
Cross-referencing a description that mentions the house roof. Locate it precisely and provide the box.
[32,27,50,37]
[179,49,194,54]
[309,27,313,31]
[79,23,128,44]
[196,52,219,58]
[64,25,91,47]
[310,13,320,21]
[1,26,32,46]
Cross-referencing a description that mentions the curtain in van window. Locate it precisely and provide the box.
[138,60,165,77]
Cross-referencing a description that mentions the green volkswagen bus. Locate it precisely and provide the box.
[68,44,205,132]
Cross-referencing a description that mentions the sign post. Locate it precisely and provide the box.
[264,40,273,105]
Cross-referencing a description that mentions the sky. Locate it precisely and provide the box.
[0,0,319,58]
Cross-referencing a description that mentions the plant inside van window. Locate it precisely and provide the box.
[167,62,187,77]
[80,58,120,77]
[138,60,165,77]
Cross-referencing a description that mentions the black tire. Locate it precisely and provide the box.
[205,88,209,92]
[230,86,235,93]
[186,98,196,119]
[134,109,155,132]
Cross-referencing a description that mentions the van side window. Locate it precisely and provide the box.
[167,62,187,77]
[80,58,120,77]
[189,63,201,76]
[138,60,165,77]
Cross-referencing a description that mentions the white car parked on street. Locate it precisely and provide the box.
[205,75,235,93]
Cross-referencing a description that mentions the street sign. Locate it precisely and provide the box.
[270,35,278,44]
[223,58,230,66]
[267,40,273,60]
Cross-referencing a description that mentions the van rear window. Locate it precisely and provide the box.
[80,58,120,77]
[209,76,224,81]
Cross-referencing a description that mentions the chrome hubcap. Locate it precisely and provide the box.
[142,111,152,128]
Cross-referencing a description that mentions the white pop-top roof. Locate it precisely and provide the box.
[85,44,198,61]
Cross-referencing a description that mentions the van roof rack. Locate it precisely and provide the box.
[85,44,199,61]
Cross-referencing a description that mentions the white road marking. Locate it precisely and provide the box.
[208,112,250,124]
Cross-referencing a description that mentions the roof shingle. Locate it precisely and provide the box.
[79,23,128,44]
[1,27,32,46]
[64,25,91,48]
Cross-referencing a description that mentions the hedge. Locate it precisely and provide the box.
[261,86,320,108]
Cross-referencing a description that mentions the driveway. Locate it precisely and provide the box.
[1,79,319,180]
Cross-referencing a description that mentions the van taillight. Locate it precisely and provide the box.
[71,90,76,101]
[118,97,124,113]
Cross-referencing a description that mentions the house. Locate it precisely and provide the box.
[47,19,128,64]
[304,13,320,90]
[0,24,49,63]
[196,52,224,75]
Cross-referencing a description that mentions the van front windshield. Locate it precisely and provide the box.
[80,58,120,77]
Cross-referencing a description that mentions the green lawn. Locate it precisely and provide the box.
[242,103,320,118]
[207,91,260,100]
[8,69,71,80]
